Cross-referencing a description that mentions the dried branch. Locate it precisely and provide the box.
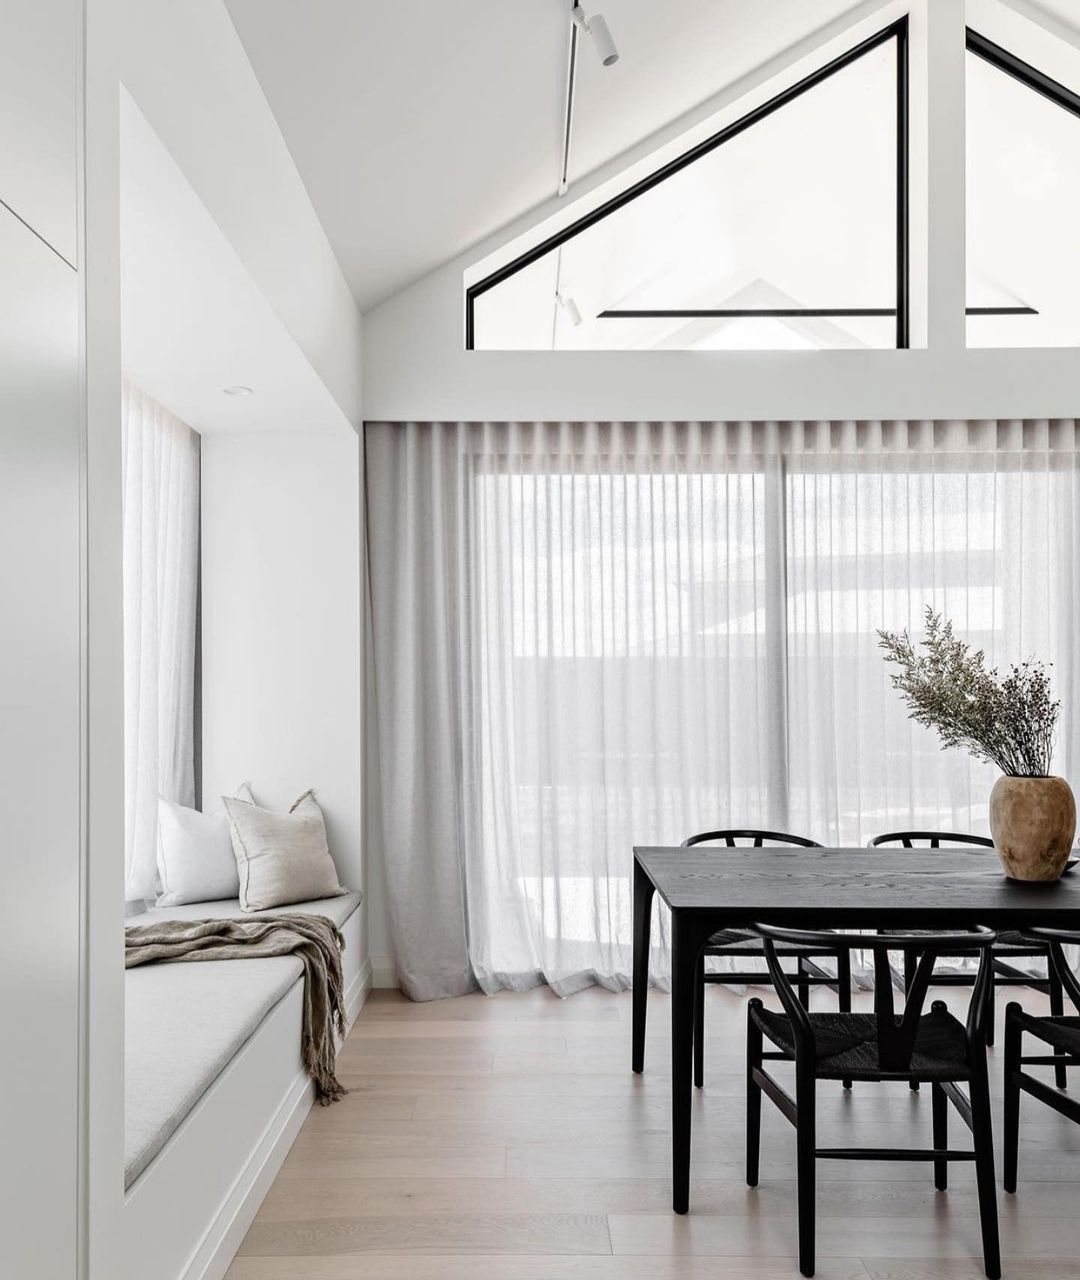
[877,607,1059,778]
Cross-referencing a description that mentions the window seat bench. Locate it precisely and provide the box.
[121,891,366,1280]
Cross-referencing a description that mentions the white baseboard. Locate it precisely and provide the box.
[346,957,373,1026]
[371,954,398,988]
[181,1067,313,1280]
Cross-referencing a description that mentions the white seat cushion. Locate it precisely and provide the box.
[125,957,301,1187]
[126,890,361,931]
[124,891,361,1187]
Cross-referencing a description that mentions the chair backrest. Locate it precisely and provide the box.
[867,830,994,849]
[1021,927,1080,1014]
[749,922,997,1069]
[682,829,821,849]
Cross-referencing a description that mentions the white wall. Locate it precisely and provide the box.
[0,0,79,266]
[0,2,85,1277]
[0,156,83,1280]
[200,430,365,953]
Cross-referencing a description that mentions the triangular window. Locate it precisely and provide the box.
[467,19,909,351]
[967,30,1080,347]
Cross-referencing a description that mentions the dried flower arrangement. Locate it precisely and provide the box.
[877,607,1059,779]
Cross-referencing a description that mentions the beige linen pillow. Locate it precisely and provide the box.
[224,789,347,911]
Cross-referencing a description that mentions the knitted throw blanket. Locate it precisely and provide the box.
[125,913,348,1104]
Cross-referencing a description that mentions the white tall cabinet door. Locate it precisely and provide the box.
[0,0,79,265]
[0,201,81,1276]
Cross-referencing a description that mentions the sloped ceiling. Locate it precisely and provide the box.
[121,91,349,436]
[224,0,868,310]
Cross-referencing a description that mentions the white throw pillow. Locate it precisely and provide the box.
[155,783,256,907]
[224,789,346,912]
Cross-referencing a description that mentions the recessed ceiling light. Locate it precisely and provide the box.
[223,384,254,397]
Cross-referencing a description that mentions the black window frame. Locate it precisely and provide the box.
[967,27,1080,117]
[964,29,1080,336]
[464,16,910,351]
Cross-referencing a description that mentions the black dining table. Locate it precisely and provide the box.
[632,844,1080,1214]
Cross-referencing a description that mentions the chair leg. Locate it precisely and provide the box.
[1003,1002,1022,1195]
[969,1057,1002,1280]
[796,1063,817,1278]
[1048,963,1067,1089]
[746,1000,763,1188]
[694,955,705,1089]
[837,948,852,1090]
[904,949,920,1092]
[797,955,811,1012]
[931,1082,948,1190]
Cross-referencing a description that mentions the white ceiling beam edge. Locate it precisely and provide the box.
[969,0,1080,92]
[465,0,905,290]
[921,0,967,353]
[997,0,1080,54]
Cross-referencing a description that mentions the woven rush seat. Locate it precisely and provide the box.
[897,927,1038,951]
[993,930,1044,950]
[1006,1008,1080,1056]
[706,927,838,954]
[751,1004,971,1081]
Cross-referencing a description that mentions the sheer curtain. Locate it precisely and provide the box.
[365,420,1080,1000]
[122,382,201,904]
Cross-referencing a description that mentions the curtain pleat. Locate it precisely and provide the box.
[122,383,200,903]
[365,420,1080,999]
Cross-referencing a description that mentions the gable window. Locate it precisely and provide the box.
[467,20,909,352]
[967,30,1080,347]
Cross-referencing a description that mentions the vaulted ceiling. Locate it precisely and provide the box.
[223,0,868,310]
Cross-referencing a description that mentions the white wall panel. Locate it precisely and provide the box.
[0,0,79,264]
[0,201,81,1278]
[200,429,365,952]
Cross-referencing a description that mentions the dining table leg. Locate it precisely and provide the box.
[632,855,655,1073]
[671,910,710,1213]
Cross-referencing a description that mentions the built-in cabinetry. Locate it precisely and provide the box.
[0,0,79,265]
[0,2,83,1277]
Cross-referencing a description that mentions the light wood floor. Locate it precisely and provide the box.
[227,980,1080,1280]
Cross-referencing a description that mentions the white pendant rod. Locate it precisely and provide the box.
[558,3,581,196]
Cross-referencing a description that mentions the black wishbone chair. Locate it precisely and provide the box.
[869,831,1066,1079]
[746,923,1000,1280]
[682,830,852,1089]
[1004,927,1080,1193]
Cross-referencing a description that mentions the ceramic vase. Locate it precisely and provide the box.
[989,775,1076,881]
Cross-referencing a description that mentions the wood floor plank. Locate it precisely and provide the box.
[860,1263,1080,1280]
[226,1255,873,1280]
[238,1212,612,1257]
[276,1144,507,1180]
[609,1211,1080,1259]
[254,1173,1080,1222]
